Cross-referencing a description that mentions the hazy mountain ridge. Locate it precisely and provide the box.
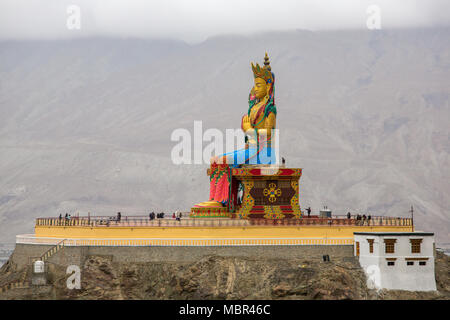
[0,28,449,243]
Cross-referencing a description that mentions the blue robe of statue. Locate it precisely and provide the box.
[222,145,276,168]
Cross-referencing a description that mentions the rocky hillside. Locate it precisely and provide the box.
[0,251,448,300]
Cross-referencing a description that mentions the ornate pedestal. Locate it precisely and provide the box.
[190,166,302,219]
[190,206,230,218]
[232,167,302,219]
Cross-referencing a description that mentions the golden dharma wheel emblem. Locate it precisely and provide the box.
[263,183,282,203]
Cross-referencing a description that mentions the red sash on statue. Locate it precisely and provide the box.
[209,163,218,201]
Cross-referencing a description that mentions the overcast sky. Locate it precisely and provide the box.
[1,0,449,43]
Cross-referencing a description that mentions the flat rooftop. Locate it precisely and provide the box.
[354,232,434,236]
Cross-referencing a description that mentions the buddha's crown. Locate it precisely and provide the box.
[251,52,273,84]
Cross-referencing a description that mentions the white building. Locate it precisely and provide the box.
[354,232,436,291]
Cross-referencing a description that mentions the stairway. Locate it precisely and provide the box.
[0,239,66,294]
[38,239,66,263]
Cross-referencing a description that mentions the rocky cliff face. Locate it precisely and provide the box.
[1,251,448,300]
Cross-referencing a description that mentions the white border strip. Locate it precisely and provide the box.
[16,234,353,246]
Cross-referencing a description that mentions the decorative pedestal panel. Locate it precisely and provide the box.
[190,206,230,218]
[232,167,302,219]
[190,166,302,219]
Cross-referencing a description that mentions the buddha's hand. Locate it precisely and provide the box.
[242,114,252,131]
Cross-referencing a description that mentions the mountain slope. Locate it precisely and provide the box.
[0,29,449,243]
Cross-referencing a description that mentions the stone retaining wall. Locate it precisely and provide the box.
[10,244,354,269]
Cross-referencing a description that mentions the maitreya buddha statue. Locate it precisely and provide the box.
[194,53,277,209]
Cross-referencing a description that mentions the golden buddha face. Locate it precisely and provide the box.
[253,77,268,99]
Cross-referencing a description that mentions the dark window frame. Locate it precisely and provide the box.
[384,239,397,254]
[410,239,423,254]
[367,239,374,253]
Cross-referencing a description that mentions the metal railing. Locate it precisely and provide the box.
[16,234,353,246]
[35,216,412,228]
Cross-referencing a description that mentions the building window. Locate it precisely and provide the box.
[410,239,423,253]
[407,261,414,266]
[356,242,360,256]
[419,261,426,266]
[387,261,395,266]
[367,239,374,253]
[384,239,397,254]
